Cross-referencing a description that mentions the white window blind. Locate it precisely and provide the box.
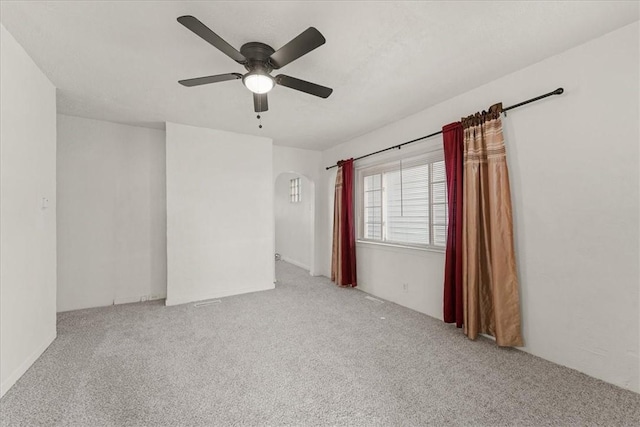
[359,152,448,249]
[363,174,383,240]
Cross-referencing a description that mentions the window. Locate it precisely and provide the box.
[290,177,301,203]
[358,152,447,249]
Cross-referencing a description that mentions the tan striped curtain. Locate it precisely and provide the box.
[462,103,523,347]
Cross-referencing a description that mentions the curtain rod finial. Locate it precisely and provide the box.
[554,88,564,95]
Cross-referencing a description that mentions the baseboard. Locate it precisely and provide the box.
[113,293,167,305]
[113,295,142,305]
[1,330,56,398]
[480,333,496,341]
[59,293,169,312]
[165,283,275,307]
[279,256,310,271]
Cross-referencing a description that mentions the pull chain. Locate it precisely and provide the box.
[257,114,262,129]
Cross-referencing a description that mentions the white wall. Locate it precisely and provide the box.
[275,173,312,270]
[166,123,274,306]
[56,115,167,312]
[319,22,639,392]
[272,145,322,275]
[273,145,322,183]
[0,24,57,397]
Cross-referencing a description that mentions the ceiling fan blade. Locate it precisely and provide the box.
[177,15,246,63]
[269,27,326,69]
[254,93,268,112]
[179,73,242,87]
[275,75,333,98]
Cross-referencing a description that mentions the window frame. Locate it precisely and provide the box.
[290,177,301,203]
[356,149,447,252]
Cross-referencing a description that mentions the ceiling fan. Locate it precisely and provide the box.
[177,15,333,113]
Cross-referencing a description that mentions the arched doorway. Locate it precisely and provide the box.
[274,172,315,277]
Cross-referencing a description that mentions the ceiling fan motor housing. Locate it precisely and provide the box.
[240,42,276,72]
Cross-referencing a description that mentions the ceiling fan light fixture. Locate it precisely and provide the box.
[243,72,274,94]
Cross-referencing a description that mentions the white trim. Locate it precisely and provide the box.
[480,333,497,342]
[279,256,310,271]
[353,139,443,170]
[165,284,275,307]
[113,294,168,305]
[357,239,445,255]
[358,150,444,176]
[1,330,57,398]
[113,295,142,305]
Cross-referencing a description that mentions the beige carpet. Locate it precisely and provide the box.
[1,261,639,426]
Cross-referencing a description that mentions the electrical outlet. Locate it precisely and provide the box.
[140,295,148,302]
[402,283,409,292]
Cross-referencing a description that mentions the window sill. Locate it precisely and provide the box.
[356,239,445,255]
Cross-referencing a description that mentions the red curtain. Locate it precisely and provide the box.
[331,158,357,287]
[442,122,464,327]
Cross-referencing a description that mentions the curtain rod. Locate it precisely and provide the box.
[325,87,564,170]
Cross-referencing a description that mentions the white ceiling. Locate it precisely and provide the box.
[1,1,638,150]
